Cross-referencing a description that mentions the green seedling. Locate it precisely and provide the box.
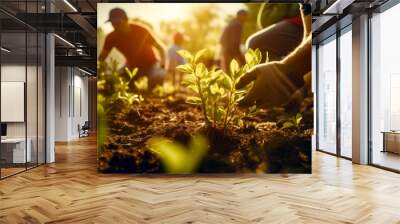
[152,82,176,97]
[97,61,146,153]
[134,76,148,93]
[177,48,262,131]
[146,135,208,174]
[281,113,303,131]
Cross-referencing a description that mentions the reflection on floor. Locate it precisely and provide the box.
[0,163,41,178]
[373,150,400,171]
[0,167,25,177]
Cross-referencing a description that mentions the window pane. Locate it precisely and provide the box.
[318,36,337,154]
[371,4,400,171]
[340,28,352,158]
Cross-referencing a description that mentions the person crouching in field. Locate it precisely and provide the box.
[98,8,167,90]
[167,32,187,86]
[236,4,312,112]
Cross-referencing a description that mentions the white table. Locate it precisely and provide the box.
[1,138,31,163]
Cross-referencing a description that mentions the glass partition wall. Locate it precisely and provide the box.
[316,25,353,159]
[317,35,337,154]
[0,1,46,179]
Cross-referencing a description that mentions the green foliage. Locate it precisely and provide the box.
[281,113,303,131]
[98,63,144,111]
[146,135,208,174]
[177,48,262,130]
[97,95,107,153]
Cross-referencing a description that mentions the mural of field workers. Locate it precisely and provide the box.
[97,3,313,174]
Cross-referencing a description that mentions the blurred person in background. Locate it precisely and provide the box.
[167,32,187,85]
[98,8,167,89]
[220,9,248,72]
[236,4,312,111]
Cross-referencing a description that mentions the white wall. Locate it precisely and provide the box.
[55,67,89,141]
[55,67,70,141]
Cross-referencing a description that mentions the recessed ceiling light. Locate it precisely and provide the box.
[323,0,354,15]
[54,34,75,48]
[78,67,92,76]
[63,0,78,12]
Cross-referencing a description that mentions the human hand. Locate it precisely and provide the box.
[235,62,297,108]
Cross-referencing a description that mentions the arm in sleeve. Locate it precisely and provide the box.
[99,34,113,61]
[281,35,311,76]
[145,27,167,64]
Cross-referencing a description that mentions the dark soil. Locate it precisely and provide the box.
[98,90,312,173]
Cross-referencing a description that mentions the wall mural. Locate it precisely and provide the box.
[97,3,313,174]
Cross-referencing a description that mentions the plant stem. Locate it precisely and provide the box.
[196,78,210,127]
[222,78,235,132]
[213,101,217,128]
[226,106,238,127]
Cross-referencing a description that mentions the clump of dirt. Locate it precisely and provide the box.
[98,90,312,173]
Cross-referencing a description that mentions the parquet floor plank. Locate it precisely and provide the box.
[0,136,399,223]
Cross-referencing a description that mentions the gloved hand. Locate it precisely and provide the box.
[235,62,297,108]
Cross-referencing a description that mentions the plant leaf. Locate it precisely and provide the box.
[177,50,194,62]
[220,75,233,90]
[282,122,294,129]
[255,49,262,64]
[187,84,199,93]
[296,113,303,125]
[245,49,254,65]
[125,67,138,79]
[195,63,207,78]
[230,59,239,77]
[176,64,193,74]
[186,96,202,105]
[147,135,208,174]
[194,49,208,63]
[210,83,219,95]
[216,107,226,122]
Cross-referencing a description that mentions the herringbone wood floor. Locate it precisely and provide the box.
[0,136,400,224]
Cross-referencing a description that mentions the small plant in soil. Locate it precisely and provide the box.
[97,60,144,152]
[134,76,148,93]
[147,135,208,173]
[152,82,176,98]
[177,48,262,131]
[281,113,303,131]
